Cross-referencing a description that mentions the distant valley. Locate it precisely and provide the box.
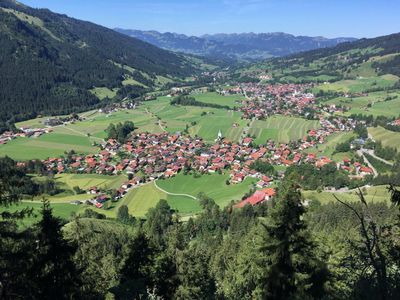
[115,28,357,61]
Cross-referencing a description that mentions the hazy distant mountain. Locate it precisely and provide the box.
[115,29,357,61]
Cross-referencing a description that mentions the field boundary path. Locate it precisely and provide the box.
[153,180,197,200]
[62,125,104,143]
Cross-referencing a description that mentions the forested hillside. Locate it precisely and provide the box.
[0,0,197,124]
[252,32,400,83]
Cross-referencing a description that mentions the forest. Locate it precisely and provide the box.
[1,157,400,299]
[0,0,197,126]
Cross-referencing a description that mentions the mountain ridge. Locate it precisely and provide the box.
[115,28,357,61]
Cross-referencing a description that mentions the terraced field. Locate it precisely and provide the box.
[369,126,400,151]
[249,116,321,144]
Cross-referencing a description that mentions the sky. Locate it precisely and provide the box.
[20,0,400,38]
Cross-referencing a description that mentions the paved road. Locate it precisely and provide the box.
[153,180,197,200]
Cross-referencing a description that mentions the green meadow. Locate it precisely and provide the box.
[369,126,400,152]
[305,132,356,161]
[0,202,80,227]
[249,116,321,144]
[313,74,399,94]
[326,90,400,118]
[193,92,243,108]
[303,185,391,204]
[157,173,257,208]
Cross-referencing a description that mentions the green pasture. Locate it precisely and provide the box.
[369,126,400,152]
[193,92,243,108]
[325,90,400,118]
[90,87,118,100]
[0,201,80,227]
[249,116,321,144]
[305,132,356,162]
[303,185,391,204]
[157,173,257,208]
[313,74,398,94]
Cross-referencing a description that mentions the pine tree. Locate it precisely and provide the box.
[29,200,81,299]
[257,179,329,300]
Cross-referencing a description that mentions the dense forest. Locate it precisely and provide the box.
[1,157,400,299]
[0,0,198,125]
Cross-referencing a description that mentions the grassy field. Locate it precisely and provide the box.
[305,132,356,161]
[112,182,201,218]
[193,92,243,108]
[249,116,321,144]
[369,126,400,151]
[0,132,97,160]
[0,202,80,227]
[157,173,257,208]
[313,74,399,94]
[303,185,391,204]
[325,90,400,118]
[143,97,247,142]
[90,87,118,100]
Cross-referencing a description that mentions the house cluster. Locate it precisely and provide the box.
[389,119,400,127]
[339,158,374,178]
[0,127,52,145]
[234,188,276,208]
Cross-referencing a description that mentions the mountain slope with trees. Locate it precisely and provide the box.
[0,0,199,125]
[251,32,400,83]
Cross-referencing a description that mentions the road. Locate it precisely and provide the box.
[153,180,197,200]
[360,149,394,166]
[357,149,378,178]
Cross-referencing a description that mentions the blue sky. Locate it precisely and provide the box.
[21,0,399,38]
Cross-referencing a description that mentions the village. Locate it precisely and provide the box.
[9,83,378,210]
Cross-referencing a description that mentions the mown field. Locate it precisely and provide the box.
[369,126,400,151]
[249,116,321,144]
[143,97,247,142]
[0,131,98,160]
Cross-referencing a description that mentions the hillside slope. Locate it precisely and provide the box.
[0,0,197,124]
[115,28,356,61]
[253,32,400,84]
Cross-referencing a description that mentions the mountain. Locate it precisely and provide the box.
[115,29,357,61]
[0,0,200,125]
[251,32,400,83]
